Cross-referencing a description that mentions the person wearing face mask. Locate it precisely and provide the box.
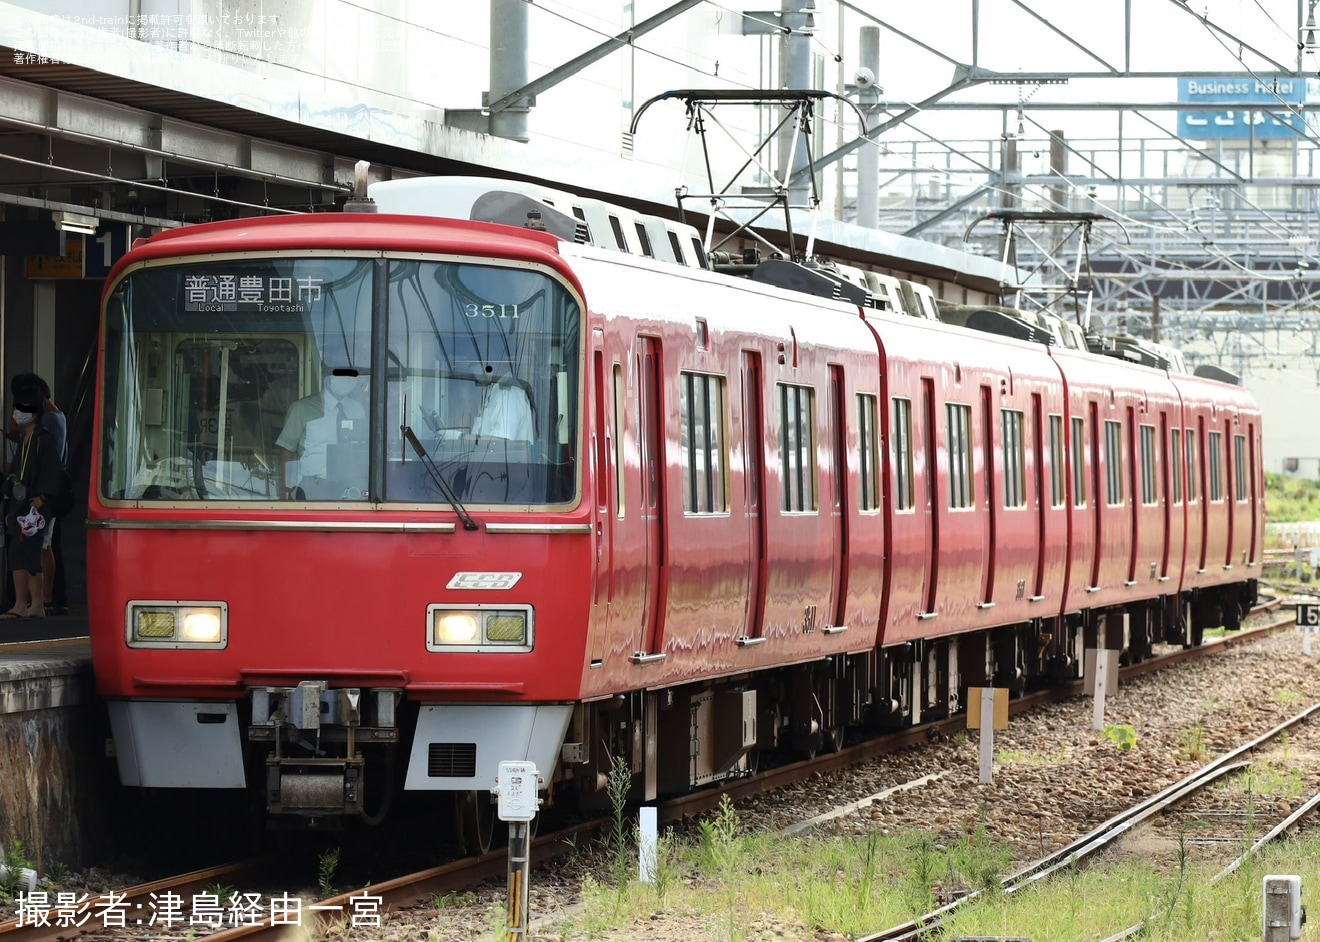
[469,360,535,444]
[0,389,62,619]
[5,373,67,615]
[275,363,368,500]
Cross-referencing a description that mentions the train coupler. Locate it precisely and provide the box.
[266,756,365,815]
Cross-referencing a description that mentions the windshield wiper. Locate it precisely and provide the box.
[400,425,480,531]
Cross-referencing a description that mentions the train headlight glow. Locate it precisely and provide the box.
[181,609,223,643]
[127,601,228,649]
[428,605,533,652]
[435,612,480,644]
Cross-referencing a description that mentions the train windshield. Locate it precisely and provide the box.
[100,256,582,506]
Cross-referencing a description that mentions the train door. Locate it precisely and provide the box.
[589,343,613,663]
[1183,418,1203,578]
[1127,406,1138,585]
[1219,411,1230,564]
[1197,416,1209,573]
[742,352,767,639]
[1159,412,1171,581]
[1089,401,1103,590]
[920,378,939,616]
[637,338,667,659]
[1031,394,1046,599]
[828,366,849,627]
[980,385,996,606]
[1248,420,1260,566]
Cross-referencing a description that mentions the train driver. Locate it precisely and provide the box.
[469,362,534,444]
[275,363,368,499]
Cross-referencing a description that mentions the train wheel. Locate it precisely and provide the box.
[822,726,845,754]
[455,790,496,857]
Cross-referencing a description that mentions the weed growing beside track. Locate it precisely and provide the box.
[540,814,1320,941]
[938,841,1320,941]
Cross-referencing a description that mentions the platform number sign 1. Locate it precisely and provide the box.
[84,223,130,280]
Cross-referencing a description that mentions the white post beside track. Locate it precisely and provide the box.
[979,686,995,784]
[1093,651,1110,731]
[639,806,658,883]
[1084,648,1120,731]
[1298,604,1320,656]
[966,687,1007,784]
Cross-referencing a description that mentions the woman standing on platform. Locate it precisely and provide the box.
[1,386,62,619]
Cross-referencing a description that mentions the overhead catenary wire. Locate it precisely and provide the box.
[505,0,1320,271]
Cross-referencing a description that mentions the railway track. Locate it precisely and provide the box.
[857,699,1320,941]
[0,604,1301,941]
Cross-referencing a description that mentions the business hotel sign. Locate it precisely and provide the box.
[1177,77,1306,140]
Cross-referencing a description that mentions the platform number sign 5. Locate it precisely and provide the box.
[1296,603,1320,629]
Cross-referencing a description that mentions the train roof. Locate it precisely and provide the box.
[110,212,569,284]
[116,177,1240,389]
[367,176,711,271]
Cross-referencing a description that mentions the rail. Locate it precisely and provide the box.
[859,699,1320,941]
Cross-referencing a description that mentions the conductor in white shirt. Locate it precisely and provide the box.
[470,362,534,444]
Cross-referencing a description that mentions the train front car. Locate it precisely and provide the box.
[89,214,587,848]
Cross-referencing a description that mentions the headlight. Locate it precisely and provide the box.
[127,602,227,649]
[427,605,532,652]
[435,612,479,644]
[182,611,223,643]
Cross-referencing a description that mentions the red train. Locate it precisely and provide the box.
[88,175,1262,852]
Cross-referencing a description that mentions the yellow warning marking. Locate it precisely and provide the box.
[508,869,522,927]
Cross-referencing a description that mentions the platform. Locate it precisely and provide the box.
[0,617,109,871]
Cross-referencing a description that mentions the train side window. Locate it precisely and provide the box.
[607,215,629,252]
[1208,430,1223,502]
[1170,428,1183,504]
[887,396,910,511]
[1140,425,1157,505]
[1185,428,1199,503]
[680,372,728,513]
[856,394,877,511]
[1071,416,1086,507]
[634,223,654,258]
[886,396,910,511]
[1104,419,1123,505]
[1233,433,1247,501]
[778,383,817,512]
[614,364,626,518]
[946,402,973,509]
[667,231,686,265]
[1048,414,1065,507]
[1001,409,1025,508]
